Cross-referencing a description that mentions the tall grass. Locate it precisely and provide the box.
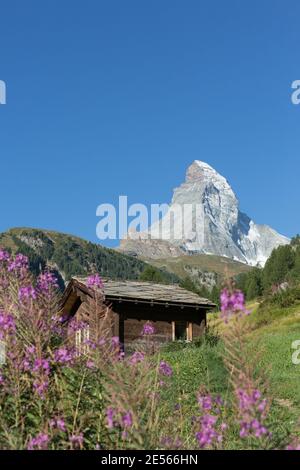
[0,250,298,449]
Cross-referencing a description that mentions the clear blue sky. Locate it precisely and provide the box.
[0,0,299,246]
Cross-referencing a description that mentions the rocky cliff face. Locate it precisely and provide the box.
[119,161,289,266]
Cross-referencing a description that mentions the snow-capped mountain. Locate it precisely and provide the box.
[119,161,290,266]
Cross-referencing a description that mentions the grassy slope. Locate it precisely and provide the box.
[158,341,228,447]
[211,300,300,417]
[210,301,300,412]
[247,305,300,412]
[144,253,252,280]
[158,300,300,447]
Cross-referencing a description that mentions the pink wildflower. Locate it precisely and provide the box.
[236,388,269,439]
[286,440,300,450]
[50,417,66,432]
[129,351,145,365]
[69,433,83,448]
[18,285,37,301]
[159,360,173,377]
[106,407,116,429]
[106,407,133,432]
[37,271,58,292]
[161,436,183,449]
[86,274,104,289]
[32,358,50,373]
[195,393,227,449]
[142,322,155,336]
[0,311,15,339]
[220,286,250,322]
[54,347,74,364]
[0,249,10,262]
[8,253,28,275]
[27,433,49,450]
[122,412,133,428]
[33,378,49,398]
[68,318,88,333]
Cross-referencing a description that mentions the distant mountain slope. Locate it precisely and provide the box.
[142,253,252,292]
[0,228,179,289]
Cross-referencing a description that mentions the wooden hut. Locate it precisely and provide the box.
[60,277,216,352]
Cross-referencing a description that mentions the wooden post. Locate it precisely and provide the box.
[187,322,193,341]
[172,321,175,341]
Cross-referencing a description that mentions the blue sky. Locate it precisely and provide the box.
[0,0,299,247]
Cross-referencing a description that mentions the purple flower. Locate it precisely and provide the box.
[67,318,88,333]
[21,346,36,371]
[50,417,66,432]
[33,358,50,373]
[27,433,49,450]
[37,271,58,292]
[29,356,51,398]
[54,347,74,364]
[198,395,213,411]
[69,433,83,448]
[160,436,182,449]
[159,360,173,377]
[56,418,66,432]
[0,311,15,339]
[122,412,133,428]
[106,407,133,432]
[33,378,49,398]
[129,351,145,365]
[106,407,116,429]
[142,322,155,336]
[27,345,36,355]
[196,425,219,448]
[0,249,10,262]
[287,440,300,450]
[195,393,226,449]
[21,358,31,371]
[111,336,120,350]
[236,388,269,439]
[220,286,250,322]
[8,253,29,274]
[86,359,95,369]
[18,285,37,301]
[86,274,104,289]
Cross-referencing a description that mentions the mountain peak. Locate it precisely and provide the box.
[120,161,290,266]
[185,160,231,190]
[186,160,215,181]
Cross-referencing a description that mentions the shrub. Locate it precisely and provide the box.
[269,286,300,308]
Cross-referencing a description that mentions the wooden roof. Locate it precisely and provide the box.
[65,277,216,309]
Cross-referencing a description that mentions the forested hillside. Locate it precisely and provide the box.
[237,236,299,303]
[0,228,179,289]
